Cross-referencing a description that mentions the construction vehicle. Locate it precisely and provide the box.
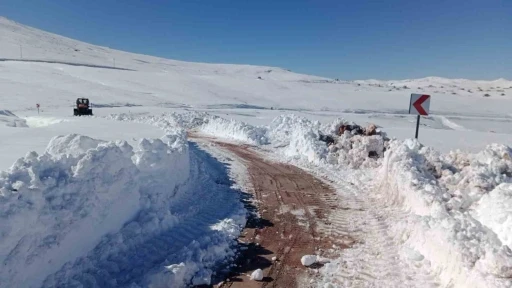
[74,98,93,116]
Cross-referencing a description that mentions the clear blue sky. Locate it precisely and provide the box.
[1,0,511,80]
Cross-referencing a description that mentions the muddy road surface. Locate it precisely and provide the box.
[200,141,353,288]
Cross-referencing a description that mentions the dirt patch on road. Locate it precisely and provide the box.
[207,142,353,288]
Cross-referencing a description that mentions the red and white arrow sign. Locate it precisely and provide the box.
[409,94,431,116]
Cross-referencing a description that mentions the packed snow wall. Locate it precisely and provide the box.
[379,139,512,288]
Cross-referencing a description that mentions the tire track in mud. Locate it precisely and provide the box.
[199,141,354,288]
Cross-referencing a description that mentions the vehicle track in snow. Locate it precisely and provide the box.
[304,167,439,287]
[194,137,439,288]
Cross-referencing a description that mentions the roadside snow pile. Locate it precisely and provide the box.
[200,116,269,145]
[45,134,106,156]
[439,144,512,211]
[380,139,512,287]
[0,137,142,288]
[0,110,28,127]
[107,111,209,132]
[195,113,388,166]
[473,184,512,247]
[327,133,386,168]
[0,128,245,288]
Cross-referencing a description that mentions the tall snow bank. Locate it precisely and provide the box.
[200,116,269,145]
[0,139,140,287]
[0,131,191,288]
[379,139,512,287]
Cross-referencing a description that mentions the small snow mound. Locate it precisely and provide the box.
[45,134,106,157]
[250,269,264,281]
[331,134,386,168]
[320,117,349,136]
[24,116,67,127]
[301,255,317,266]
[268,114,326,163]
[0,110,16,117]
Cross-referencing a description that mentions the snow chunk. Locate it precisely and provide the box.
[301,255,317,266]
[250,269,264,281]
[211,217,245,238]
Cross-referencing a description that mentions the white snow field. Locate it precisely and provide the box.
[1,16,512,288]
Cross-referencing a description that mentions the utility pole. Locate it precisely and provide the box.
[113,58,116,68]
[19,44,23,59]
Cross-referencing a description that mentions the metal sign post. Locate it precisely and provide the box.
[408,94,431,139]
[36,103,40,114]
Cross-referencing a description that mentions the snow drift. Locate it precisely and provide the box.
[200,116,269,146]
[0,110,28,127]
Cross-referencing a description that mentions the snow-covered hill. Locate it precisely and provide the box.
[1,16,511,118]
